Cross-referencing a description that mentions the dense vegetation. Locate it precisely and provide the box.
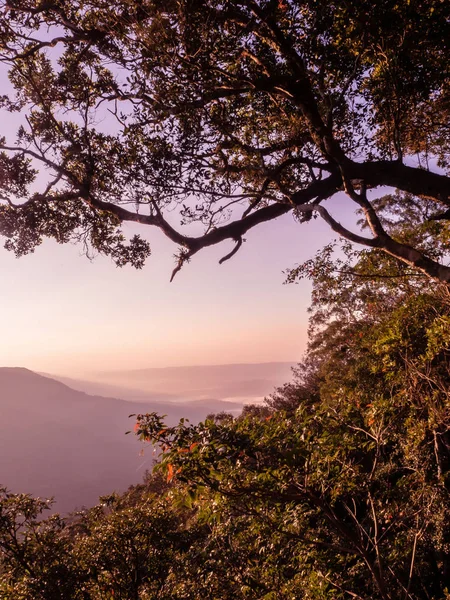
[2,226,450,598]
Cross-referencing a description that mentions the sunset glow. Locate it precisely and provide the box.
[0,211,335,376]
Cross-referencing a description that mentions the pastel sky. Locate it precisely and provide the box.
[0,203,342,376]
[0,65,358,377]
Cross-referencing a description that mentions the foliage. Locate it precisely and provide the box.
[0,0,449,280]
[74,494,190,599]
[2,232,450,598]
[0,489,84,599]
[2,278,450,598]
[135,287,450,599]
[0,477,196,600]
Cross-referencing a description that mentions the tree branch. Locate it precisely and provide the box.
[348,161,450,206]
[219,237,243,264]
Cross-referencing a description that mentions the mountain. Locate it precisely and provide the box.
[87,362,296,403]
[0,368,243,514]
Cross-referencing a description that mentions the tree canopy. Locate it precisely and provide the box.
[0,0,449,280]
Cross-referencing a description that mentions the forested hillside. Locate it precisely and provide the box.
[2,242,450,598]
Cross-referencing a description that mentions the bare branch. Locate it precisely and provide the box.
[219,237,243,265]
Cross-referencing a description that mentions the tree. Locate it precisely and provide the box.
[135,284,450,598]
[74,494,189,600]
[0,0,449,281]
[131,242,450,598]
[0,489,86,599]
[0,476,202,600]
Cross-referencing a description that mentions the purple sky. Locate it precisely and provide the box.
[0,201,342,375]
[0,63,359,377]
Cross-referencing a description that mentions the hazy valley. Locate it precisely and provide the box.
[0,363,293,513]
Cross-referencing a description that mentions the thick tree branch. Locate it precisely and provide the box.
[348,161,450,206]
[295,203,380,248]
[219,237,243,264]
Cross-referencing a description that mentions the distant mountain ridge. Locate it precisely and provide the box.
[104,361,295,374]
[88,361,296,402]
[0,368,245,514]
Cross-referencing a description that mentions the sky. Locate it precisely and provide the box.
[1,13,443,381]
[0,201,341,376]
[0,60,356,378]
